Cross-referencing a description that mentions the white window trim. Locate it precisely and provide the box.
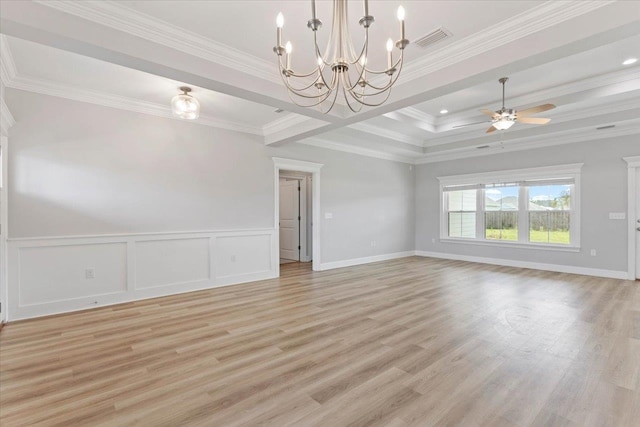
[438,163,582,250]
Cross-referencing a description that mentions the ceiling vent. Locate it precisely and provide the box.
[413,27,452,49]
[596,124,615,130]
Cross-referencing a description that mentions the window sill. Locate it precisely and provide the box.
[439,238,580,253]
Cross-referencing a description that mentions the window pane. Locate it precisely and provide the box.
[448,189,476,211]
[485,212,518,240]
[449,212,476,238]
[485,186,518,240]
[528,185,571,244]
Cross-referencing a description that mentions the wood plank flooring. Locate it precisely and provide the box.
[1,257,639,426]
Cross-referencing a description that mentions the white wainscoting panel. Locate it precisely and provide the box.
[215,234,272,280]
[18,243,127,306]
[135,238,211,289]
[7,229,276,320]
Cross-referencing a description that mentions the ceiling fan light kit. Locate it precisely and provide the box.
[454,77,556,133]
[273,0,409,113]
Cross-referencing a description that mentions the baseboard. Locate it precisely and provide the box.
[415,250,628,280]
[318,251,416,271]
[9,270,278,322]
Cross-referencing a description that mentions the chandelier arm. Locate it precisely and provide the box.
[347,84,394,107]
[280,70,325,93]
[363,51,405,76]
[343,41,369,91]
[279,67,332,99]
[345,26,369,65]
[285,91,333,108]
[360,53,405,91]
[321,83,342,115]
[341,74,365,113]
[277,56,322,79]
[283,82,335,108]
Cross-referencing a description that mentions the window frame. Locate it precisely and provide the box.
[438,164,582,251]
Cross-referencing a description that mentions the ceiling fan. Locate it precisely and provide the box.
[454,77,556,133]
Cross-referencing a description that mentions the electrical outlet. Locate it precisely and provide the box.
[324,212,333,219]
[85,268,95,279]
[230,255,236,262]
[370,241,377,247]
[431,238,436,243]
[590,249,596,257]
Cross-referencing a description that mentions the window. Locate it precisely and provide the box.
[439,164,581,249]
[528,183,571,244]
[447,189,476,238]
[485,184,518,241]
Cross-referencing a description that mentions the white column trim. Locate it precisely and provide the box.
[0,136,8,323]
[624,156,640,280]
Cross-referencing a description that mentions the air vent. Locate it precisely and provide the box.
[414,27,452,49]
[596,124,615,130]
[476,145,490,149]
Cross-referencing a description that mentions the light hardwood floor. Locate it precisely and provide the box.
[1,257,639,426]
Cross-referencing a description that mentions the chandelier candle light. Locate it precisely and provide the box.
[273,0,409,113]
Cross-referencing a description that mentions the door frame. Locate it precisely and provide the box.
[280,174,311,262]
[624,156,640,280]
[273,157,323,276]
[0,136,8,323]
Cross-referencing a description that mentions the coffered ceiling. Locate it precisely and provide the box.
[1,0,639,163]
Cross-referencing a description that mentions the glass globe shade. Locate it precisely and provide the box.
[171,93,200,120]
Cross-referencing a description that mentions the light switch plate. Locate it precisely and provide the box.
[324,212,333,219]
[609,212,625,220]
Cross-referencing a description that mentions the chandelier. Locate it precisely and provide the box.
[273,0,408,113]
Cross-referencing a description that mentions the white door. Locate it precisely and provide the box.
[280,180,300,261]
[636,171,640,279]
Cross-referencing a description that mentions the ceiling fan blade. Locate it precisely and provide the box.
[481,109,497,117]
[486,125,497,133]
[517,103,556,117]
[518,117,551,125]
[452,121,491,129]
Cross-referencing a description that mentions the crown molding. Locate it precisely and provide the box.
[1,97,15,136]
[35,0,280,85]
[262,113,311,137]
[393,1,616,86]
[395,107,436,125]
[425,96,640,148]
[415,120,640,164]
[299,138,417,164]
[6,74,264,136]
[435,67,640,132]
[0,35,17,85]
[36,0,614,102]
[348,122,424,147]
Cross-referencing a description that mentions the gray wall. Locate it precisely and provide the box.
[6,90,415,263]
[415,135,640,272]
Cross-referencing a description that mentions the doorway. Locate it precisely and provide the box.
[0,137,7,323]
[279,171,312,264]
[273,157,323,275]
[279,176,300,263]
[636,166,640,279]
[625,156,640,280]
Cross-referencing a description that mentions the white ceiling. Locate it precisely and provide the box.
[4,36,292,129]
[119,0,542,71]
[1,0,639,163]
